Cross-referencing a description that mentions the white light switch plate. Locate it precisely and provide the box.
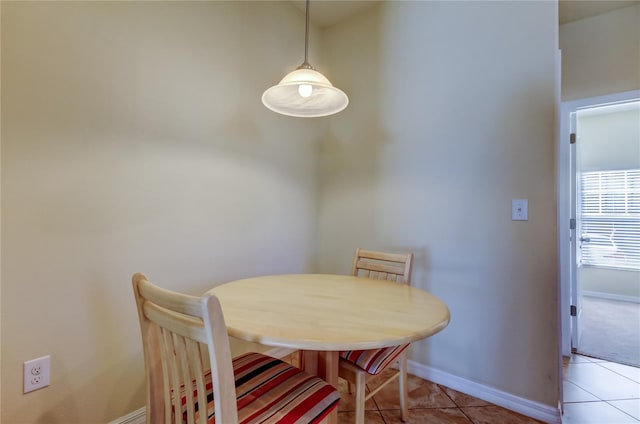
[512,199,528,221]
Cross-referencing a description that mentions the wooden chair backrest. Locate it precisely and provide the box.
[351,248,413,284]
[132,273,238,424]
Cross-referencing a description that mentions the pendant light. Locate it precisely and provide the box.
[262,0,349,118]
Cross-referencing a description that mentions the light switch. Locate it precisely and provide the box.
[512,199,528,221]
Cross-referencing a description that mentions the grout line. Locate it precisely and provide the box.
[437,384,480,423]
[367,382,383,413]
[593,361,640,385]
[379,409,388,424]
[438,383,459,407]
[603,399,640,422]
[457,406,478,424]
[564,378,604,402]
[563,400,604,404]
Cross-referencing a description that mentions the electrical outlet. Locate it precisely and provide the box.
[24,355,50,393]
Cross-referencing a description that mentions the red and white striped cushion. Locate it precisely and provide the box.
[176,352,340,423]
[339,344,410,375]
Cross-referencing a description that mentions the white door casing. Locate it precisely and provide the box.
[559,89,640,357]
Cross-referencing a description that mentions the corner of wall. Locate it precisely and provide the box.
[0,1,4,418]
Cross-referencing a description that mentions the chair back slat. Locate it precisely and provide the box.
[186,339,208,424]
[163,331,184,424]
[354,260,406,277]
[158,327,172,424]
[352,248,413,284]
[176,333,195,424]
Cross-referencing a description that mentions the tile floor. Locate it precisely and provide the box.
[289,353,640,423]
[562,354,640,423]
[335,354,640,423]
[285,352,543,423]
[334,368,544,424]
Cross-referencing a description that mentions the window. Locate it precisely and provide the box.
[580,169,640,270]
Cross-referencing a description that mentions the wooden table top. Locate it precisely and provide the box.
[209,274,450,351]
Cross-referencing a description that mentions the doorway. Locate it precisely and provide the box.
[560,90,640,368]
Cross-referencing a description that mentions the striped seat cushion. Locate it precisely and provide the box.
[339,344,410,375]
[176,352,340,423]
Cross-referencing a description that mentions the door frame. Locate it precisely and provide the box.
[558,89,640,357]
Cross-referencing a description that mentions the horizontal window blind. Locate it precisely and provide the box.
[580,169,640,270]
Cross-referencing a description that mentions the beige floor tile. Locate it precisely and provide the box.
[598,361,640,385]
[565,354,595,378]
[608,398,640,421]
[563,401,639,424]
[566,362,640,400]
[381,408,473,423]
[563,380,600,403]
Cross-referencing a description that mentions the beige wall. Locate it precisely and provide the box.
[318,1,559,407]
[1,2,325,422]
[2,1,562,422]
[0,2,3,417]
[560,3,640,100]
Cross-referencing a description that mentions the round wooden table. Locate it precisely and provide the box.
[209,274,450,423]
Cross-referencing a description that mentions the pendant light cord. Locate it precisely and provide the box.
[299,0,312,69]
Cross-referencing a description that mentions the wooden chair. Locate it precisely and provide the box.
[339,248,413,424]
[132,273,340,424]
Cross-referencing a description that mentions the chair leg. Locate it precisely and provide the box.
[398,353,409,422]
[355,371,366,424]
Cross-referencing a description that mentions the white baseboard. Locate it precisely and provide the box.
[109,406,145,424]
[407,360,562,424]
[583,290,640,304]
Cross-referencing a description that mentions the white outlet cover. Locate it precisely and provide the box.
[512,198,529,221]
[24,355,50,393]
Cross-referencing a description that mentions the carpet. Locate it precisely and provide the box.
[578,296,640,368]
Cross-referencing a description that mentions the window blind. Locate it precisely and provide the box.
[580,169,640,270]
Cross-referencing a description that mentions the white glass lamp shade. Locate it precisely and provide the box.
[262,68,349,118]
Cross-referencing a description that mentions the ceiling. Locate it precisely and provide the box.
[289,0,379,27]
[290,0,640,28]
